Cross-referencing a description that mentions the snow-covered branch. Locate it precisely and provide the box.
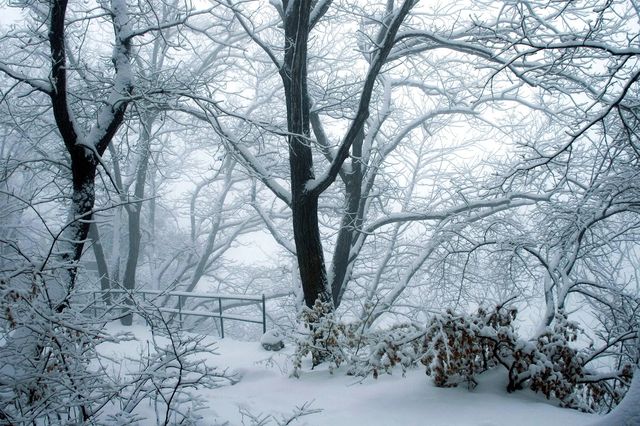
[307,0,418,196]
[365,192,550,234]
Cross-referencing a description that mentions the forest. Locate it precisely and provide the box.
[0,0,639,424]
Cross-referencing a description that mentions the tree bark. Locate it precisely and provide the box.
[281,0,332,309]
[62,147,99,292]
[120,113,154,325]
[48,0,132,305]
[330,129,364,307]
[88,221,111,305]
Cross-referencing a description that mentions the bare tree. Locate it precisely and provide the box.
[0,0,136,307]
[207,0,418,310]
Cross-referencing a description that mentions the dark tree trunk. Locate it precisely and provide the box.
[330,130,364,307]
[122,194,145,298]
[292,195,332,308]
[47,0,132,307]
[57,146,99,307]
[88,221,111,305]
[273,0,414,310]
[281,0,332,309]
[120,113,154,325]
[119,202,141,325]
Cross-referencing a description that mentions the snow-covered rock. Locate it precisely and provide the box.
[260,329,284,351]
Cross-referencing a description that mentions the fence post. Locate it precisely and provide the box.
[178,294,183,327]
[218,298,224,339]
[262,294,266,334]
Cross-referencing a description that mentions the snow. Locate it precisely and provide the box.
[100,324,600,425]
[590,369,640,426]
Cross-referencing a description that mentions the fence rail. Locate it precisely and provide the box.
[82,289,266,338]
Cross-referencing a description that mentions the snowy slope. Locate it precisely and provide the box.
[101,325,601,425]
[590,370,640,426]
[208,343,598,425]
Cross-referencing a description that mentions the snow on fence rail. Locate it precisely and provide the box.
[80,289,266,338]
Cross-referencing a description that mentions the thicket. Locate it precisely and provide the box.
[0,273,233,424]
[293,300,636,413]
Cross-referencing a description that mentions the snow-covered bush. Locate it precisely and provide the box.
[509,312,583,394]
[292,300,423,378]
[292,299,356,376]
[507,311,634,412]
[366,323,423,379]
[420,304,517,389]
[419,305,635,413]
[292,300,635,414]
[0,272,109,424]
[0,270,231,424]
[107,300,236,425]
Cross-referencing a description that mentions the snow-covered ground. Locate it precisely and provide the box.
[101,325,601,425]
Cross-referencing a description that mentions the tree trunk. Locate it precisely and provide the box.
[274,0,414,310]
[47,0,132,306]
[121,113,154,325]
[56,146,98,308]
[292,194,332,307]
[330,130,364,307]
[119,202,141,325]
[88,221,111,305]
[282,0,332,309]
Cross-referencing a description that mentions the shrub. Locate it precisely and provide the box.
[292,299,354,376]
[420,304,517,388]
[418,305,635,413]
[0,272,231,424]
[292,300,422,378]
[292,299,635,413]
